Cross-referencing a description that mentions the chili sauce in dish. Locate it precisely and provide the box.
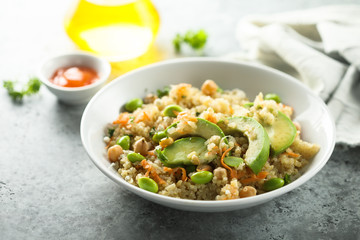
[50,66,99,88]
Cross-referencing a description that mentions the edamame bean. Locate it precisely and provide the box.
[190,171,213,184]
[163,105,183,117]
[116,135,130,150]
[264,93,281,103]
[243,102,254,108]
[263,178,285,191]
[152,131,167,143]
[224,156,243,167]
[138,177,158,193]
[125,98,143,112]
[127,152,145,163]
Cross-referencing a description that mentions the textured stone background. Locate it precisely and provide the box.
[1,0,359,239]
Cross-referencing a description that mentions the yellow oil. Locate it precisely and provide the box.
[64,0,160,62]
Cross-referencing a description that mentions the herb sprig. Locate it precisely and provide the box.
[3,77,41,101]
[173,29,208,54]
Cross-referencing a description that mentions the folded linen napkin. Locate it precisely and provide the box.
[230,5,360,146]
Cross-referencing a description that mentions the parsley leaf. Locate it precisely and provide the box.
[284,174,291,185]
[3,77,41,102]
[157,86,170,98]
[173,29,208,54]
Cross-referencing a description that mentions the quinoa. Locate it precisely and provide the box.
[104,80,320,200]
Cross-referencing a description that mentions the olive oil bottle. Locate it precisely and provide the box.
[64,0,160,62]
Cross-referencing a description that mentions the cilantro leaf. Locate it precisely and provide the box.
[173,29,208,54]
[3,77,41,102]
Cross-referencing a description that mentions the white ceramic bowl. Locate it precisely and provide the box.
[81,58,335,212]
[39,52,111,105]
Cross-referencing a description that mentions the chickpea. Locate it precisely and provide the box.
[239,186,257,198]
[133,137,149,156]
[201,80,218,96]
[108,145,124,162]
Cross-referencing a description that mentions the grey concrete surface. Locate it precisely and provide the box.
[1,0,360,239]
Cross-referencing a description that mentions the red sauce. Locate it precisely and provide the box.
[50,66,99,88]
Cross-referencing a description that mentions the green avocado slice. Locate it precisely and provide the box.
[165,118,225,140]
[223,117,270,174]
[161,137,216,166]
[264,111,297,156]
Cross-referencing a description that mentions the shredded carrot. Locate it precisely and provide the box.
[147,150,156,156]
[176,83,191,99]
[177,167,187,182]
[256,171,268,179]
[150,169,166,185]
[163,167,173,174]
[163,167,187,182]
[140,160,165,185]
[241,171,268,184]
[220,147,238,179]
[134,111,150,123]
[176,111,197,123]
[204,112,217,124]
[229,105,234,114]
[113,112,131,126]
[285,151,300,158]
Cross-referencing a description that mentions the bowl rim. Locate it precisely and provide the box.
[38,52,111,92]
[81,57,336,207]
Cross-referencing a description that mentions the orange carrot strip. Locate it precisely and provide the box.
[240,171,268,184]
[220,147,238,179]
[150,168,166,185]
[256,171,268,179]
[147,150,155,156]
[141,160,165,185]
[240,175,257,185]
[285,151,300,158]
[113,112,131,125]
[178,167,187,182]
[134,111,150,123]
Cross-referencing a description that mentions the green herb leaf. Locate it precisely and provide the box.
[3,77,41,102]
[157,86,170,98]
[173,29,208,54]
[284,174,291,185]
[108,128,115,137]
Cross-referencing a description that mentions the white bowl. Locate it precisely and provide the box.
[80,58,335,212]
[38,52,111,105]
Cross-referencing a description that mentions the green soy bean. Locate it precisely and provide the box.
[264,93,281,103]
[163,105,183,117]
[243,102,254,108]
[191,171,213,184]
[152,131,167,143]
[263,178,285,191]
[127,152,145,163]
[138,177,158,193]
[223,156,243,167]
[116,135,130,150]
[125,98,143,112]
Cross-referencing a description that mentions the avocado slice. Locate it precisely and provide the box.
[161,137,216,166]
[264,111,297,156]
[223,117,270,174]
[165,118,225,140]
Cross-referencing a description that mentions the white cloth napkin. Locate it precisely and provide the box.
[229,5,360,146]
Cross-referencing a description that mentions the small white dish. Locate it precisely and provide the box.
[81,58,336,212]
[38,52,111,105]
